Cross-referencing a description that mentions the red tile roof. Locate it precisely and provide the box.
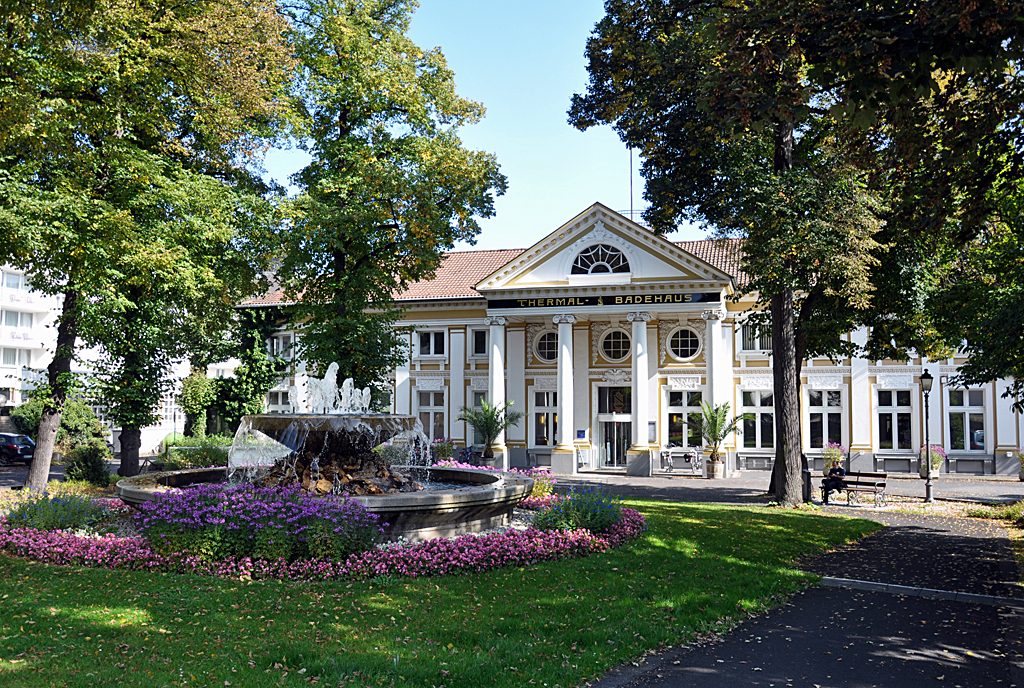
[240,238,746,306]
[397,249,525,301]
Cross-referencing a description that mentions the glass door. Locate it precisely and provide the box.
[600,421,631,467]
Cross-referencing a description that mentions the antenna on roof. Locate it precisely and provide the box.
[629,147,634,217]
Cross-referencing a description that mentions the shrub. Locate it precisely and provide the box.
[11,399,109,453]
[532,487,623,534]
[5,492,107,532]
[136,484,383,563]
[165,434,233,468]
[431,437,454,461]
[64,442,113,487]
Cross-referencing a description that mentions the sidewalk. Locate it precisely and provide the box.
[590,491,1024,687]
[558,470,1024,504]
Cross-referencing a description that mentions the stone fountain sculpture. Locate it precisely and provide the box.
[118,364,535,541]
[230,364,428,497]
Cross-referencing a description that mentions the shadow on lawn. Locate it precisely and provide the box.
[0,501,880,688]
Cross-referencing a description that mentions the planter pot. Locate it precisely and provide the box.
[706,461,725,480]
[1019,468,1024,482]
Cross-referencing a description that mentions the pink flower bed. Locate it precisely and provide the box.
[0,508,645,582]
[520,494,564,510]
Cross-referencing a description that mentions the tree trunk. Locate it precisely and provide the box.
[117,426,142,477]
[772,288,803,505]
[25,290,79,492]
[766,119,797,499]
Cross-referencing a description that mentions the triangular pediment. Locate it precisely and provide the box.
[474,203,734,293]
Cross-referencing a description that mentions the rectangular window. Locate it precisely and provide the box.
[418,331,445,356]
[472,391,488,445]
[3,311,30,328]
[667,390,703,447]
[741,324,772,351]
[3,273,28,291]
[472,330,488,357]
[741,390,774,449]
[948,388,985,452]
[418,390,445,442]
[1,348,27,366]
[598,386,631,414]
[877,389,912,451]
[533,391,557,447]
[808,389,842,448]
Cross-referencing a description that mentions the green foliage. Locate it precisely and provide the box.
[688,402,743,463]
[178,368,217,438]
[63,443,113,487]
[930,189,1024,410]
[372,443,408,466]
[11,399,107,453]
[212,310,284,432]
[5,492,107,532]
[457,401,525,458]
[0,0,293,484]
[276,0,506,394]
[164,435,234,469]
[532,488,623,534]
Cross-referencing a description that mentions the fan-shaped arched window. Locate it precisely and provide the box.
[571,244,630,274]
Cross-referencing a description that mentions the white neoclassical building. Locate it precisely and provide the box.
[252,203,1024,477]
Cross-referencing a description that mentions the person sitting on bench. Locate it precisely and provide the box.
[821,462,847,504]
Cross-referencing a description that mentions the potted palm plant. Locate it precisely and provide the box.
[457,401,525,465]
[688,401,743,479]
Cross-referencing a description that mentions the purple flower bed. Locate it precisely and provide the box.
[0,508,645,582]
[135,483,383,562]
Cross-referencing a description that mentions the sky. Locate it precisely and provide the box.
[262,0,706,252]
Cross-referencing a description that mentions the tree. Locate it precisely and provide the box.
[457,401,525,460]
[930,187,1024,408]
[276,0,506,394]
[570,1,882,505]
[0,0,293,488]
[178,368,217,438]
[212,309,284,434]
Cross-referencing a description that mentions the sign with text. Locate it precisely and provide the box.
[487,292,720,309]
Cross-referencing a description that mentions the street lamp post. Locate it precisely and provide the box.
[921,370,934,503]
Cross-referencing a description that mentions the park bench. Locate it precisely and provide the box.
[823,471,888,507]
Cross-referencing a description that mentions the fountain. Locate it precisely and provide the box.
[116,364,533,541]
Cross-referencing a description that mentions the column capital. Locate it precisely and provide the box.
[701,308,725,321]
[484,316,507,326]
[552,314,577,325]
[627,311,652,323]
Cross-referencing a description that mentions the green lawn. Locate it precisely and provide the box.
[0,501,880,687]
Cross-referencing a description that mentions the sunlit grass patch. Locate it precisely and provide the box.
[0,500,879,687]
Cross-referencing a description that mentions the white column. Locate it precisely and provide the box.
[395,331,412,415]
[485,316,507,468]
[629,312,651,449]
[506,326,527,444]
[849,328,871,459]
[449,328,466,444]
[554,314,576,450]
[701,308,727,408]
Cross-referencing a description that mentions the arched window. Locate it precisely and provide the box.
[571,244,630,274]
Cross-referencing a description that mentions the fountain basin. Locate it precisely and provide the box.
[115,466,533,542]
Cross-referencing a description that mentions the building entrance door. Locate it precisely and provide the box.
[599,421,631,468]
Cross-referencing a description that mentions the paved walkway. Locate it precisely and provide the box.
[588,487,1024,687]
[558,470,1024,504]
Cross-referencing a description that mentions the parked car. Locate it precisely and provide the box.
[0,433,35,465]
